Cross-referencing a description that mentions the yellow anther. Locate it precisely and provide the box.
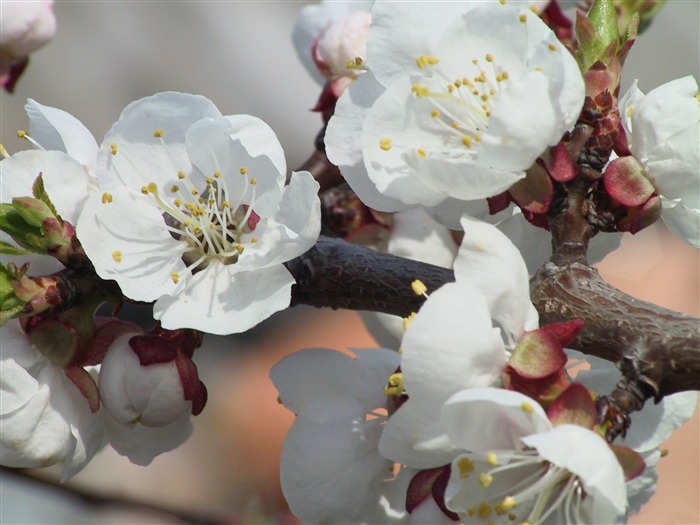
[110,143,118,155]
[486,452,499,465]
[171,271,179,284]
[416,55,439,68]
[416,148,427,158]
[178,171,186,179]
[474,134,481,142]
[502,496,517,509]
[17,130,27,138]
[193,226,201,234]
[660,448,669,458]
[191,189,199,196]
[431,109,440,118]
[250,178,257,185]
[384,373,405,396]
[170,185,179,193]
[472,58,479,65]
[447,84,455,93]
[411,279,427,296]
[502,71,509,80]
[354,56,363,65]
[153,129,164,138]
[452,121,460,129]
[222,200,230,207]
[206,177,213,184]
[519,13,527,23]
[498,0,506,4]
[236,244,244,253]
[214,171,222,178]
[485,53,494,62]
[251,237,257,243]
[402,312,416,331]
[141,186,149,195]
[174,198,182,206]
[457,457,475,477]
[462,135,472,148]
[496,73,504,82]
[239,167,248,176]
[111,250,123,262]
[454,79,462,88]
[146,182,157,193]
[379,138,392,151]
[548,43,557,51]
[475,72,486,83]
[530,4,540,13]
[481,93,490,101]
[490,89,496,96]
[479,472,494,487]
[521,402,535,414]
[478,502,492,518]
[101,192,113,204]
[535,66,543,72]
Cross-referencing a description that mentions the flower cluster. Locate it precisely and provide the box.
[0,94,321,474]
[273,220,697,524]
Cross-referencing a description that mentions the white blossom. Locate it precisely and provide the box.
[442,389,627,524]
[0,320,105,480]
[326,1,584,219]
[619,76,700,246]
[77,92,321,335]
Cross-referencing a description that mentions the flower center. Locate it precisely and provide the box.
[456,449,587,524]
[143,165,259,279]
[402,53,511,161]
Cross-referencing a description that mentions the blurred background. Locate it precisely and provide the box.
[1,1,698,524]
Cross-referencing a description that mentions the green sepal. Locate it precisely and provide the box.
[0,263,27,326]
[0,240,30,255]
[32,174,58,217]
[0,202,43,247]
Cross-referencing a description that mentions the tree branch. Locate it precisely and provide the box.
[285,236,700,400]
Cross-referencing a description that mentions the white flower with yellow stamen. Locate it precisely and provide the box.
[78,92,321,335]
[441,389,627,524]
[326,1,583,218]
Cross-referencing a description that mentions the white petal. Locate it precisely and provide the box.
[154,262,294,335]
[0,359,39,415]
[366,2,473,87]
[455,216,537,337]
[185,119,283,217]
[281,414,390,524]
[326,71,410,212]
[104,409,192,466]
[77,188,186,302]
[523,424,628,516]
[270,347,399,416]
[97,92,221,190]
[661,198,700,247]
[25,99,99,172]
[441,388,551,452]
[388,208,457,269]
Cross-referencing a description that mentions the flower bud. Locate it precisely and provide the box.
[313,11,371,82]
[0,1,56,92]
[99,333,192,427]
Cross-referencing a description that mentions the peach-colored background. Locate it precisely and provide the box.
[1,1,698,523]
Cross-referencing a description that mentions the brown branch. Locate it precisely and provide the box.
[284,236,700,401]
